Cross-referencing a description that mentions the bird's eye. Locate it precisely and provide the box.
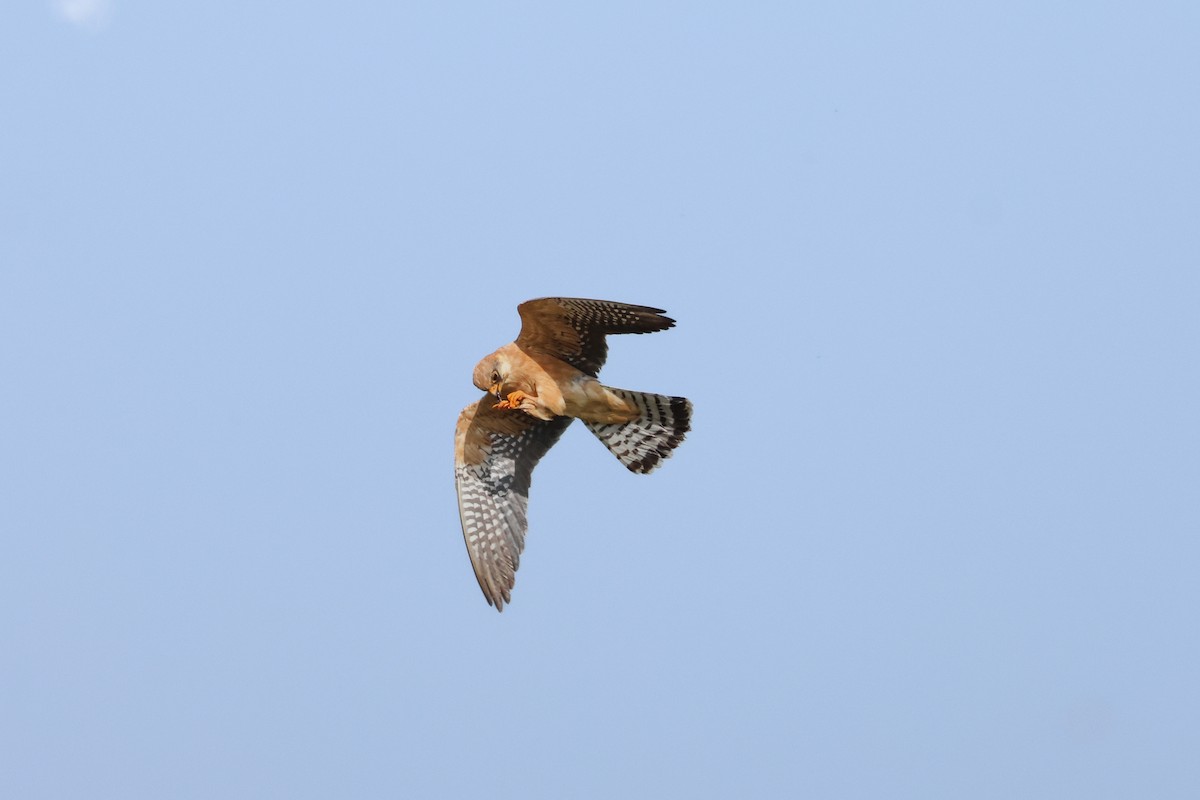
[491,370,500,383]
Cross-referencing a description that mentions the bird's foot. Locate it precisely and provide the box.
[494,390,530,410]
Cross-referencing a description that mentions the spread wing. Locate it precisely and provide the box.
[454,396,573,611]
[515,297,676,377]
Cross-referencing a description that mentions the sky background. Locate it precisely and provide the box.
[2,2,1199,798]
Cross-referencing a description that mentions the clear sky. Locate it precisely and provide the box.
[3,2,1198,798]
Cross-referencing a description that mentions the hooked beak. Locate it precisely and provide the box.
[489,382,503,400]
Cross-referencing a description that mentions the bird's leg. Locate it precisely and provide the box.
[494,390,530,410]
[494,390,556,419]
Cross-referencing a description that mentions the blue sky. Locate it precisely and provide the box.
[2,2,1198,798]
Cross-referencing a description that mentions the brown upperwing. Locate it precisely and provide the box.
[514,297,675,377]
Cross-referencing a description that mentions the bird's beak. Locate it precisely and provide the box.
[489,382,503,400]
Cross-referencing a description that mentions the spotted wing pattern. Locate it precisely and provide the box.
[454,396,573,610]
[515,297,675,377]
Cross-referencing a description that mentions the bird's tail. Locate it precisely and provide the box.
[583,389,692,474]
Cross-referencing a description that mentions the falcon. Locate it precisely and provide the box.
[454,297,692,611]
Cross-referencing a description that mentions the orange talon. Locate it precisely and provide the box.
[494,390,528,411]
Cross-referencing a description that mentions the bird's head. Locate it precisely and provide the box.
[472,354,511,399]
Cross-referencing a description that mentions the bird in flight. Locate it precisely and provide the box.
[454,297,692,611]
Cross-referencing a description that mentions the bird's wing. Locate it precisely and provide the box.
[454,396,573,611]
[514,297,675,376]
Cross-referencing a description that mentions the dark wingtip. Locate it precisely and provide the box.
[631,308,675,334]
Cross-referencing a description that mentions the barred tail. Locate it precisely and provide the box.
[583,389,692,474]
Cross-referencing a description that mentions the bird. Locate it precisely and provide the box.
[454,297,693,611]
